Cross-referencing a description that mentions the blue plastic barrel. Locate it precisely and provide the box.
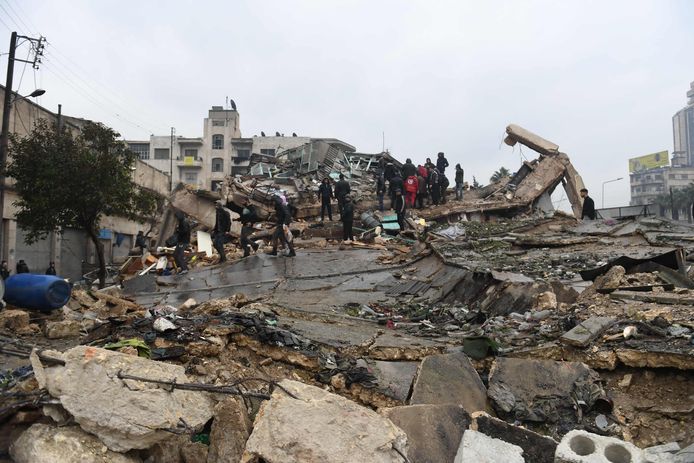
[4,274,71,311]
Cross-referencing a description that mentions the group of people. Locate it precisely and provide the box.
[0,259,57,279]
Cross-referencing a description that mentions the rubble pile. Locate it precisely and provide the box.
[1,124,693,462]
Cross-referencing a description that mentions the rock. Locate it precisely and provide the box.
[382,404,470,463]
[241,379,408,463]
[409,352,488,413]
[44,319,82,339]
[179,298,198,311]
[595,265,626,290]
[676,443,694,463]
[363,359,419,402]
[207,397,251,463]
[560,316,616,347]
[10,423,141,463]
[617,373,633,389]
[555,429,647,463]
[181,441,208,463]
[30,346,214,452]
[0,309,30,330]
[471,411,557,463]
[487,358,605,423]
[330,373,347,389]
[534,291,557,310]
[454,429,525,463]
[153,317,177,332]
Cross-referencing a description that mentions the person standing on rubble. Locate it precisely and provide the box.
[580,188,596,220]
[341,194,355,242]
[45,262,57,275]
[384,162,396,184]
[455,164,465,201]
[389,170,404,210]
[174,210,191,274]
[394,189,406,231]
[425,157,434,170]
[428,166,440,205]
[1,260,10,279]
[212,200,231,263]
[440,173,450,204]
[376,173,386,212]
[270,195,296,257]
[405,173,418,208]
[318,177,334,222]
[335,174,351,217]
[240,198,260,257]
[417,171,427,209]
[402,158,417,178]
[436,152,449,174]
[16,259,29,274]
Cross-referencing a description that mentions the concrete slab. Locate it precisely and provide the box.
[454,429,525,463]
[383,404,470,463]
[409,352,488,413]
[560,316,616,347]
[471,411,556,463]
[365,360,419,402]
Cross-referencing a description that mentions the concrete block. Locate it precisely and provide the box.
[675,442,694,463]
[555,430,648,463]
[471,411,557,463]
[560,317,616,347]
[454,429,525,463]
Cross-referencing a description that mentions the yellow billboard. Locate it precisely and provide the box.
[628,151,669,173]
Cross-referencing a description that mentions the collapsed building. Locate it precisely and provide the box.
[1,124,693,463]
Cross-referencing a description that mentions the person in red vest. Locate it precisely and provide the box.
[404,174,418,208]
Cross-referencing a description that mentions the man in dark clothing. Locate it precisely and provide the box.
[334,174,351,216]
[389,171,404,209]
[417,173,427,209]
[270,196,296,257]
[341,195,355,242]
[318,178,334,222]
[455,164,465,200]
[440,174,450,204]
[436,152,449,174]
[212,201,231,263]
[1,260,10,279]
[402,158,417,178]
[376,174,386,212]
[394,189,406,232]
[16,260,29,274]
[134,231,147,254]
[425,157,434,170]
[428,167,440,205]
[240,199,260,257]
[174,210,191,274]
[384,162,396,183]
[581,188,596,220]
[46,262,57,275]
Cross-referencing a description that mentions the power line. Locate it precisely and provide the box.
[0,3,21,31]
[5,0,39,35]
[1,0,33,36]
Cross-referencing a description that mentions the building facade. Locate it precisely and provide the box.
[0,85,169,282]
[127,106,339,191]
[630,166,694,206]
[672,81,694,167]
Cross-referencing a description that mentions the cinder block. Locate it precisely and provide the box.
[556,430,651,463]
[455,429,525,463]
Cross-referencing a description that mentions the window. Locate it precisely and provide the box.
[260,148,276,156]
[236,149,250,159]
[669,174,677,179]
[154,148,170,160]
[212,157,224,172]
[129,143,150,160]
[212,120,225,127]
[211,180,223,191]
[682,174,689,179]
[212,135,224,149]
[184,149,198,159]
[184,172,198,183]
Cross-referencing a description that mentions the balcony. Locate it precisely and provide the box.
[176,156,203,168]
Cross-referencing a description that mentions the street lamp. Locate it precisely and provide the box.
[601,177,623,209]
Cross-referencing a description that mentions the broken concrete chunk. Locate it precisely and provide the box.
[409,352,488,413]
[595,265,626,290]
[534,291,557,310]
[0,309,30,330]
[471,411,557,463]
[487,358,605,424]
[363,359,419,402]
[44,319,82,339]
[10,423,142,463]
[207,397,252,463]
[30,346,214,452]
[454,429,525,463]
[555,429,648,463]
[676,443,694,463]
[241,379,408,463]
[560,317,616,347]
[382,404,470,463]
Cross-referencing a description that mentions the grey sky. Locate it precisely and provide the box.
[2,0,693,208]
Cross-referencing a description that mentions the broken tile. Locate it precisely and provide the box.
[560,316,616,347]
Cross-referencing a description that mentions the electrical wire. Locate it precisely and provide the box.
[0,3,21,31]
[5,0,39,36]
[1,0,34,36]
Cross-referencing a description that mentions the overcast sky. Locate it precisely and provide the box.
[1,0,693,207]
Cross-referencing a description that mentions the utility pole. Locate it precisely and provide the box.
[0,31,45,261]
[169,127,175,191]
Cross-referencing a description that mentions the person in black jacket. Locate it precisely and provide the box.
[428,167,440,205]
[318,178,334,222]
[436,152,449,174]
[389,171,404,210]
[134,231,148,254]
[270,196,296,257]
[1,260,10,279]
[334,174,351,216]
[402,158,417,178]
[213,201,231,263]
[394,189,406,231]
[174,210,191,274]
[240,198,260,257]
[341,194,355,242]
[46,262,57,275]
[580,188,596,220]
[376,174,386,212]
[16,259,29,274]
